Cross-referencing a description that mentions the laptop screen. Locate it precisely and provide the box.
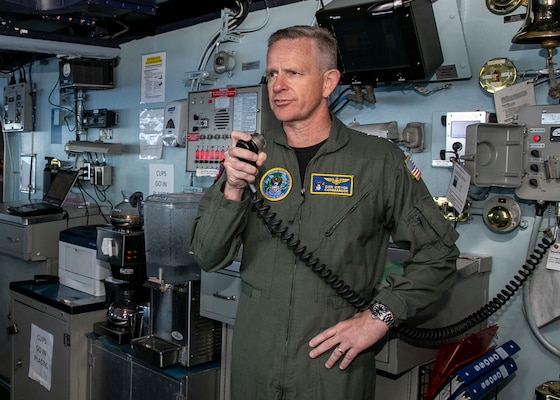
[43,169,79,206]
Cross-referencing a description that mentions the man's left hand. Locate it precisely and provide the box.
[308,310,389,370]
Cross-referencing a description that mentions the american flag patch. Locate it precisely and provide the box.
[405,156,421,181]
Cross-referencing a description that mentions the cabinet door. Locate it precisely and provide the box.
[131,361,183,400]
[12,300,69,400]
[87,337,131,400]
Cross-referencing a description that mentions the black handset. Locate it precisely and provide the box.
[235,133,266,193]
[235,133,266,166]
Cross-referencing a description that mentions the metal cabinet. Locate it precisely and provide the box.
[10,281,106,400]
[0,207,105,261]
[87,335,220,400]
[0,206,105,383]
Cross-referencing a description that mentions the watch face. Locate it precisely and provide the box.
[370,303,394,327]
[372,303,386,314]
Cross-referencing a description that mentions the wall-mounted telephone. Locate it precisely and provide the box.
[433,111,490,167]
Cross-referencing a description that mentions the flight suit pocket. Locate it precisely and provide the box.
[407,201,458,248]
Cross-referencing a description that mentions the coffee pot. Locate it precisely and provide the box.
[110,191,144,229]
[106,291,141,326]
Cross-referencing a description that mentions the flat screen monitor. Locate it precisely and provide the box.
[316,0,443,85]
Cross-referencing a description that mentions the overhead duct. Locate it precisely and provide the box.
[0,33,120,59]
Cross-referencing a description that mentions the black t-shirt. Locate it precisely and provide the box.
[293,139,327,184]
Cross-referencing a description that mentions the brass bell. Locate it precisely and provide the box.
[512,0,560,50]
[512,0,560,98]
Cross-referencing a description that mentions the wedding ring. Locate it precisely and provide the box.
[337,347,344,354]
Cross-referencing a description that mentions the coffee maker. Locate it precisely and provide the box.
[93,191,149,344]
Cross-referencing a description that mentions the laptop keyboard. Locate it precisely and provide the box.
[7,203,62,216]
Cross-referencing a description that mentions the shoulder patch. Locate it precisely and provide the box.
[405,156,421,181]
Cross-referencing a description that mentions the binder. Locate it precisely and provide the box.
[425,325,499,400]
[449,339,520,394]
[451,357,518,400]
[430,339,520,400]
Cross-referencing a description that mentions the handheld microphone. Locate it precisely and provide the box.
[235,133,266,193]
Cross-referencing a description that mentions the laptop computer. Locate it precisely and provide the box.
[7,169,79,217]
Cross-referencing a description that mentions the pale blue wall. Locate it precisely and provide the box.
[2,1,559,398]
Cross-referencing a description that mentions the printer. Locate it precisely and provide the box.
[59,225,111,296]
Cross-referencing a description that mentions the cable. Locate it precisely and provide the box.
[522,202,560,357]
[247,187,554,342]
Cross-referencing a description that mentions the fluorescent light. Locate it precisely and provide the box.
[0,34,120,59]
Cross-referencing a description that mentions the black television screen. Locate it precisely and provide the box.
[334,14,410,73]
[316,0,443,85]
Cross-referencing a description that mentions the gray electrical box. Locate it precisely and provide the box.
[3,82,33,132]
[463,104,560,202]
[185,84,279,173]
[463,123,524,188]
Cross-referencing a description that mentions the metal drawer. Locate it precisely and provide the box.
[0,222,25,258]
[0,214,106,261]
[200,265,241,325]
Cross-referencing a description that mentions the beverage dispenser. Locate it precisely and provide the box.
[131,193,222,368]
[143,192,203,283]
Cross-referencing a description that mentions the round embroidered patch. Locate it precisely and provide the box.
[259,168,292,201]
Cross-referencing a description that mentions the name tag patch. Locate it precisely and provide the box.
[310,174,353,196]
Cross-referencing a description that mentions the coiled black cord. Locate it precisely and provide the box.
[249,190,554,342]
[250,192,368,310]
[395,236,553,341]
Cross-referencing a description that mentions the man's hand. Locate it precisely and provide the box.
[308,310,389,370]
[222,130,267,201]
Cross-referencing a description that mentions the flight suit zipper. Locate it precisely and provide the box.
[325,191,370,236]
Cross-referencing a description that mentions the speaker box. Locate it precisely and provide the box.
[59,59,115,89]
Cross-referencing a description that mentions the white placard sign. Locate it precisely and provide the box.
[28,323,54,390]
[149,163,174,194]
[446,162,470,213]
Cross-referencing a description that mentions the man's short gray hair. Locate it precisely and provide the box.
[268,25,339,72]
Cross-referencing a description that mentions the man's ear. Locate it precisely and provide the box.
[323,69,341,98]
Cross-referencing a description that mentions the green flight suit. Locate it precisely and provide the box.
[190,115,460,400]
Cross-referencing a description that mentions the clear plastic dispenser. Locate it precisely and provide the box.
[143,193,204,283]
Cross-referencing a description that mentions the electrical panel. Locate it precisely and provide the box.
[433,111,489,167]
[82,109,117,128]
[185,84,278,173]
[515,105,560,201]
[3,82,33,132]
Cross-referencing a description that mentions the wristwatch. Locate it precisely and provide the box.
[369,302,395,328]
